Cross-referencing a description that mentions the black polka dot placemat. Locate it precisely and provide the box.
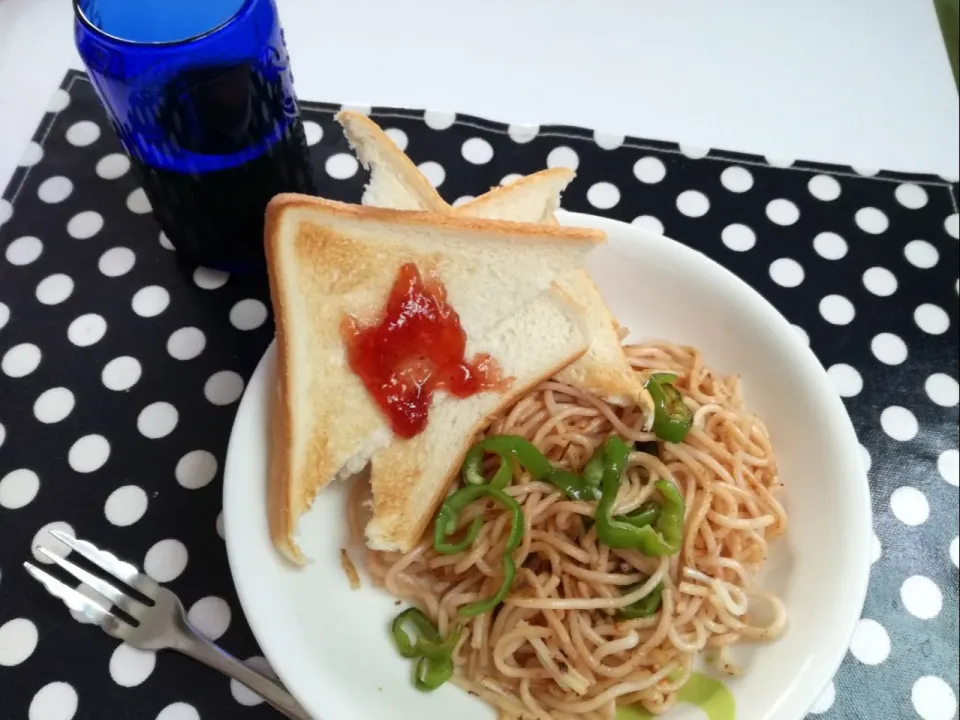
[1,70,957,720]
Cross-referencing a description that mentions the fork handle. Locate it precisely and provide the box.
[176,632,312,719]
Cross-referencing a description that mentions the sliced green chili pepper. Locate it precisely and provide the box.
[645,373,694,443]
[606,483,683,556]
[434,485,491,555]
[414,654,454,692]
[391,608,461,659]
[593,434,684,556]
[621,501,661,529]
[616,582,664,619]
[434,485,523,556]
[432,479,525,615]
[461,435,597,501]
[391,608,439,658]
[391,608,461,692]
[459,555,517,618]
[462,442,512,489]
[582,445,606,489]
[548,469,599,502]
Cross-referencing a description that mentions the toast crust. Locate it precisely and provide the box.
[268,194,605,246]
[456,168,575,222]
[265,199,306,565]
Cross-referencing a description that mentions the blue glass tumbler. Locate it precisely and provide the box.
[74,0,316,271]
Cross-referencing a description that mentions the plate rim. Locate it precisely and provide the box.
[223,210,873,720]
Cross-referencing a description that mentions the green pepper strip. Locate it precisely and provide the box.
[434,485,523,556]
[645,373,694,443]
[459,555,517,618]
[462,435,598,501]
[621,501,661,529]
[414,655,454,692]
[582,445,605,489]
[391,608,461,692]
[616,582,664,619]
[432,480,525,616]
[391,608,461,660]
[593,436,685,556]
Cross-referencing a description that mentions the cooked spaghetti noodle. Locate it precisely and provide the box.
[350,341,788,719]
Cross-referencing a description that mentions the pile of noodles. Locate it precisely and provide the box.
[349,341,788,720]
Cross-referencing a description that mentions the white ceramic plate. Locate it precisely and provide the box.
[223,211,872,720]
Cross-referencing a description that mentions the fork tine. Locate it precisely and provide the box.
[49,529,159,597]
[23,562,131,640]
[36,546,148,618]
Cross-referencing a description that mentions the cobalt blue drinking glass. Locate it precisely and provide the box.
[74,0,316,271]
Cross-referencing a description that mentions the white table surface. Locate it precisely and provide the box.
[1,0,958,195]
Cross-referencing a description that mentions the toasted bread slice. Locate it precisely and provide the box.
[336,110,652,412]
[337,110,448,212]
[265,194,603,564]
[456,168,574,226]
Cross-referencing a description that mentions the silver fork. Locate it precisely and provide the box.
[24,529,311,720]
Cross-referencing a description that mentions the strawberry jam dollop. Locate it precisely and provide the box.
[342,262,506,438]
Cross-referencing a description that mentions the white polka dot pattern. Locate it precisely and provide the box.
[461,137,494,164]
[137,402,179,439]
[849,618,891,666]
[546,146,579,171]
[856,207,889,234]
[34,387,75,424]
[31,521,75,564]
[303,121,323,146]
[890,486,930,526]
[417,160,445,187]
[144,539,188,583]
[722,223,755,251]
[766,198,800,225]
[324,153,359,180]
[29,681,78,720]
[676,190,709,217]
[720,166,752,193]
[104,485,148,526]
[109,644,156,687]
[808,680,836,714]
[156,702,201,720]
[0,469,40,509]
[900,576,943,620]
[813,231,847,260]
[808,174,841,201]
[0,618,39,666]
[187,596,232,641]
[0,77,956,720]
[586,182,620,210]
[634,157,666,184]
[68,435,110,473]
[912,676,957,720]
[632,215,664,235]
[35,273,74,304]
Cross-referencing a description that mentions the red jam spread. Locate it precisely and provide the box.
[343,262,506,438]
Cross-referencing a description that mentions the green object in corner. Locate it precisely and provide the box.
[615,672,736,720]
[934,0,960,88]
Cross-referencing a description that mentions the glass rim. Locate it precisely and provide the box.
[72,0,254,47]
